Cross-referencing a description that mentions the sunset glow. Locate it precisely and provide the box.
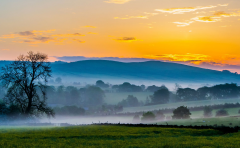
[1,0,240,71]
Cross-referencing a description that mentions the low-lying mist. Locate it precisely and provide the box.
[40,116,134,125]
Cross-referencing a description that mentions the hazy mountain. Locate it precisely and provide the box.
[50,60,240,83]
[0,60,239,83]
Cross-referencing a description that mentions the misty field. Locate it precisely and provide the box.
[0,125,240,148]
[122,98,240,113]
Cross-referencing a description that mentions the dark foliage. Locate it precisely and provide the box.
[151,88,170,104]
[216,109,229,117]
[141,111,155,121]
[118,95,141,107]
[96,80,109,88]
[113,82,143,92]
[172,106,191,119]
[0,51,54,118]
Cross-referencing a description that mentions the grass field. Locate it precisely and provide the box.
[122,98,240,113]
[159,116,240,127]
[1,125,240,147]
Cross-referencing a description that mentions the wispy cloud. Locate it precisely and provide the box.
[155,5,217,14]
[146,53,210,64]
[218,4,229,6]
[73,39,85,43]
[52,33,85,37]
[173,21,194,27]
[114,37,139,42]
[104,0,132,4]
[191,16,221,22]
[1,30,85,45]
[213,11,240,17]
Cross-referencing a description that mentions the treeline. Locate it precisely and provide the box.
[46,85,105,107]
[177,83,240,101]
[116,102,240,116]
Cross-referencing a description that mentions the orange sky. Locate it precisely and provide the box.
[1,0,240,68]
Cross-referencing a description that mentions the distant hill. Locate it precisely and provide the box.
[0,60,239,83]
[51,60,240,83]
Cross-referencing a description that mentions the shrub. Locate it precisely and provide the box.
[141,111,155,122]
[172,106,191,119]
[216,109,229,117]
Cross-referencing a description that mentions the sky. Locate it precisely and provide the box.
[1,0,240,72]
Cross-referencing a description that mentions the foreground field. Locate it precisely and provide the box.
[0,125,240,147]
[159,116,240,127]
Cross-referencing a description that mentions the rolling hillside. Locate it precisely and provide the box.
[1,60,240,83]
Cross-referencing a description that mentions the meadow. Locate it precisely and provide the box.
[1,125,240,148]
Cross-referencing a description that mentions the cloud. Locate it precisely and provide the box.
[114,15,149,19]
[146,53,210,64]
[173,21,194,27]
[32,36,54,42]
[191,16,221,22]
[18,31,35,36]
[213,11,240,17]
[52,33,85,37]
[0,29,86,45]
[104,0,132,4]
[155,5,217,14]
[114,37,139,42]
[218,4,229,6]
[73,39,85,43]
[114,12,158,19]
[83,26,97,28]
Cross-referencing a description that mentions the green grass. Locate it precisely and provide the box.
[1,125,240,147]
[122,98,240,113]
[105,92,152,105]
[159,116,240,127]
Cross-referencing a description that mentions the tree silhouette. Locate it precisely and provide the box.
[151,88,170,104]
[141,111,155,122]
[172,106,191,119]
[0,51,54,118]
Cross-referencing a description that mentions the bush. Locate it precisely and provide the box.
[141,112,155,122]
[216,109,229,117]
[172,106,191,119]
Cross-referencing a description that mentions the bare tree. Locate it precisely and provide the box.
[0,51,54,118]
